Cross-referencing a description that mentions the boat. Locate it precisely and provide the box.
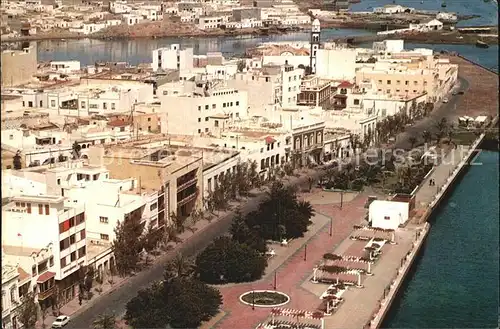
[441,1,447,7]
[476,40,489,48]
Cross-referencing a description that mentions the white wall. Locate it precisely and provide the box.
[316,48,357,80]
[369,200,409,230]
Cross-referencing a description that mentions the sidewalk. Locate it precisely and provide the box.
[36,167,324,328]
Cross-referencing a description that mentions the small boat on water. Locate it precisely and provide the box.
[476,40,489,48]
[441,1,447,7]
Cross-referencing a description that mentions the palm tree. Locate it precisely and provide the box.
[164,252,195,281]
[408,136,418,149]
[13,150,22,170]
[92,314,116,329]
[72,141,82,159]
[422,130,432,144]
[435,118,448,142]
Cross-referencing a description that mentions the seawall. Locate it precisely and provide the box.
[369,134,486,329]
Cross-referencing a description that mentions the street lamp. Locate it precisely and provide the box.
[329,217,333,237]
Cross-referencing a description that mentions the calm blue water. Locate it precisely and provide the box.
[350,0,498,26]
[383,150,500,328]
[33,28,373,66]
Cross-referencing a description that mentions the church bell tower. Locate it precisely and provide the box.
[309,18,321,75]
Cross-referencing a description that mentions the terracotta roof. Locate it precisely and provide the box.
[337,81,354,88]
[107,120,130,127]
[17,267,31,283]
[265,136,276,144]
[37,271,55,283]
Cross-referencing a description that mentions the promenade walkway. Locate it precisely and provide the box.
[415,146,471,210]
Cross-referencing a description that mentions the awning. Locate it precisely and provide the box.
[265,136,276,144]
[37,271,55,283]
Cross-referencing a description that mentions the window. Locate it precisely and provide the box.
[32,265,37,276]
[27,203,31,214]
[81,101,86,108]
[207,178,212,191]
[214,120,219,127]
[230,102,233,106]
[150,203,158,211]
[100,234,109,240]
[205,105,209,110]
[205,128,209,133]
[78,246,86,258]
[111,103,116,110]
[70,251,76,262]
[69,217,75,228]
[198,106,201,111]
[396,80,400,84]
[103,102,107,109]
[354,99,360,105]
[57,179,61,185]
[49,256,54,267]
[60,257,67,268]
[405,81,409,85]
[387,80,391,84]
[378,80,382,83]
[69,234,76,244]
[212,104,216,109]
[198,129,201,133]
[236,101,239,106]
[38,204,43,215]
[44,204,50,215]
[59,238,69,251]
[223,103,226,108]
[198,118,201,122]
[89,104,98,109]
[99,216,108,223]
[80,229,86,240]
[51,100,56,107]
[414,81,418,85]
[205,117,209,122]
[76,213,85,225]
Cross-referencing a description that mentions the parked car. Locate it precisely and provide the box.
[52,316,70,328]
[442,98,449,103]
[458,91,465,95]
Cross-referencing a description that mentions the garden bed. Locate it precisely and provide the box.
[239,290,290,308]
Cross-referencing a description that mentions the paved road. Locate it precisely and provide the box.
[69,76,469,328]
[394,76,469,150]
[68,171,326,328]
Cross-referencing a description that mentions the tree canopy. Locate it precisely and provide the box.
[196,236,267,284]
[16,293,39,329]
[245,181,314,241]
[124,277,222,329]
[230,209,267,253]
[112,212,144,276]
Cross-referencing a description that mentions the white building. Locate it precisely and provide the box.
[49,61,81,74]
[226,63,304,115]
[122,13,142,25]
[159,85,248,135]
[109,0,132,14]
[1,262,20,329]
[316,47,357,80]
[369,200,409,230]
[2,195,86,303]
[373,4,411,14]
[372,40,405,54]
[152,44,194,72]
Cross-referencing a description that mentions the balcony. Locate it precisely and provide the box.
[177,190,198,207]
[177,177,197,191]
[37,286,55,301]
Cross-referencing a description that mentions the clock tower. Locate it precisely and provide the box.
[309,18,321,75]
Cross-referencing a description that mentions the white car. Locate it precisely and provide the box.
[442,98,449,103]
[52,315,70,328]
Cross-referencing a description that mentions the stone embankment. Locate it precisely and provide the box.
[367,134,486,329]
